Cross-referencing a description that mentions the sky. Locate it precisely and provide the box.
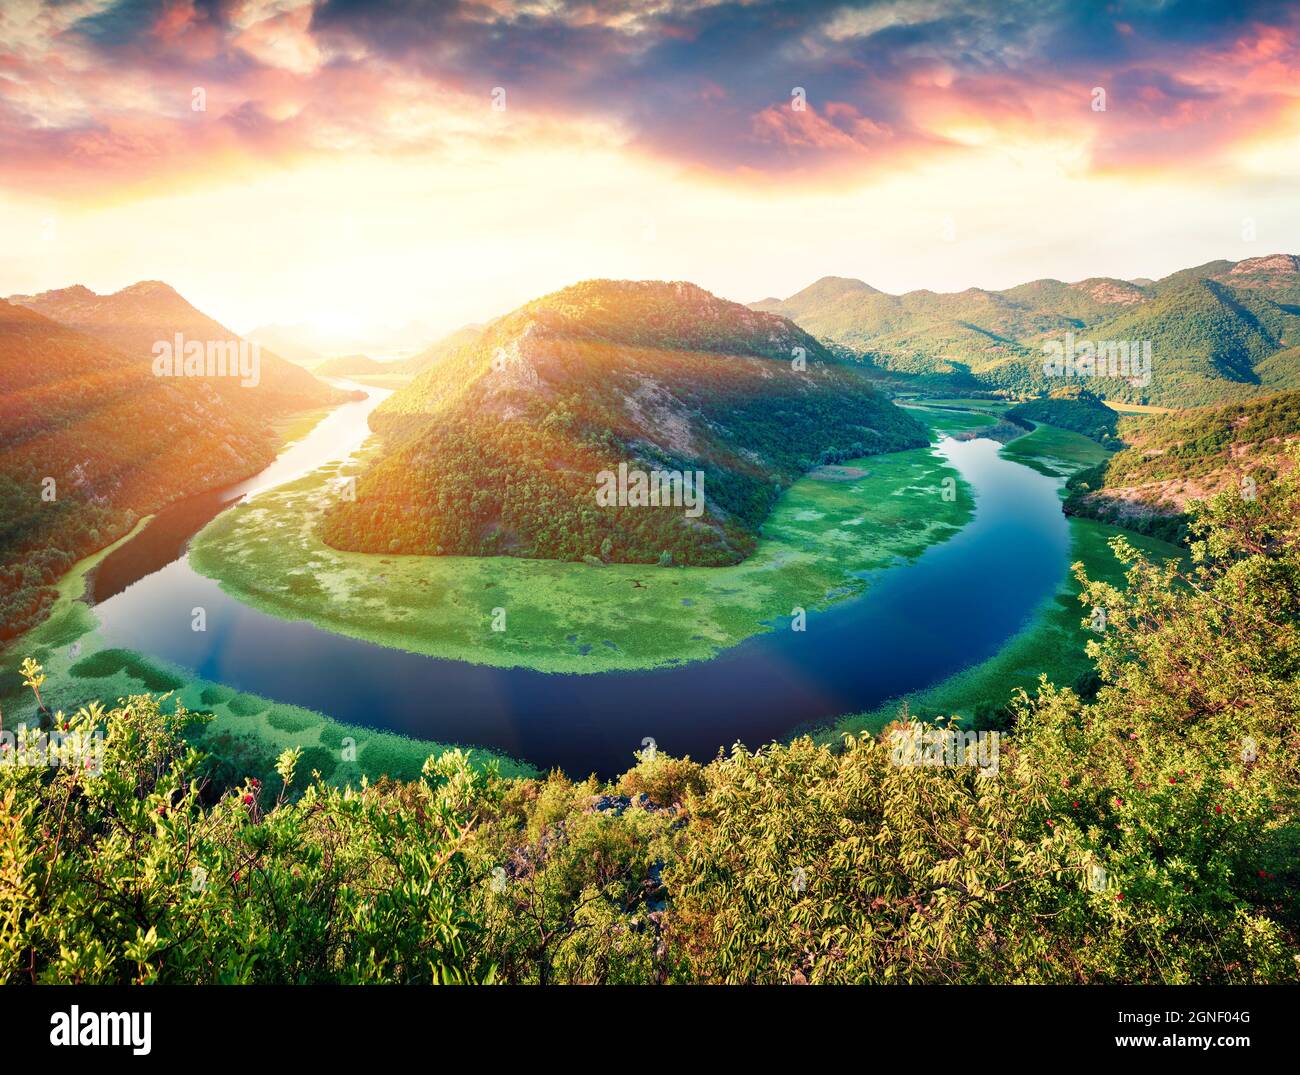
[1,0,1299,347]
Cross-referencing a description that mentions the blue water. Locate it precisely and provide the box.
[91,386,1069,776]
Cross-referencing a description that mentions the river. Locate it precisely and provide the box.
[88,382,1069,776]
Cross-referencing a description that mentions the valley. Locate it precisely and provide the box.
[2,384,1161,779]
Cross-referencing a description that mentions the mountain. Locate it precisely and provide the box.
[0,299,281,639]
[321,280,927,566]
[9,282,346,420]
[1080,277,1300,405]
[753,255,1300,407]
[1064,389,1300,541]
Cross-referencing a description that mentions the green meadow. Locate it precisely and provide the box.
[187,413,982,674]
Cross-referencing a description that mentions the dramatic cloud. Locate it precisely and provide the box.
[2,1,1298,343]
[1,0,1298,195]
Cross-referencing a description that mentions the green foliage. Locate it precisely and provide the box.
[5,442,1299,986]
[1006,386,1119,444]
[199,685,235,706]
[758,260,1300,407]
[0,689,493,984]
[1066,389,1300,541]
[225,694,267,718]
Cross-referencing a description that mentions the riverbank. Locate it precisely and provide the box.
[0,444,535,786]
[186,408,985,674]
[824,421,1184,741]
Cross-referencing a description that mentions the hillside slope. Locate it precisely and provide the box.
[8,282,347,420]
[322,280,928,565]
[1064,389,1300,541]
[1005,386,1120,444]
[0,300,281,637]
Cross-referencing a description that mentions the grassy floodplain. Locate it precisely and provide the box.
[827,418,1186,741]
[0,430,534,787]
[188,412,985,674]
[0,561,535,786]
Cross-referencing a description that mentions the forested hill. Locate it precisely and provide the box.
[1005,387,1120,444]
[753,254,1300,407]
[1064,389,1300,541]
[8,281,347,421]
[321,280,928,566]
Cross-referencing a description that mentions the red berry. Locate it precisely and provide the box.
[242,794,254,805]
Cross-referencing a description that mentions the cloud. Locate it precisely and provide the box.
[0,0,1297,198]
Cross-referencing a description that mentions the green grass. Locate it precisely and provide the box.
[188,416,980,673]
[999,422,1115,477]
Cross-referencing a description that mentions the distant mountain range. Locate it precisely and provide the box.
[321,280,927,565]
[246,315,450,366]
[752,254,1300,407]
[311,325,487,379]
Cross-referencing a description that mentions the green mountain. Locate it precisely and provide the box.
[321,280,927,565]
[753,255,1300,406]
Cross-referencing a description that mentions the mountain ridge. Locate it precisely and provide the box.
[751,254,1300,406]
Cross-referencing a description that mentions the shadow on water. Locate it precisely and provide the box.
[88,383,1070,777]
